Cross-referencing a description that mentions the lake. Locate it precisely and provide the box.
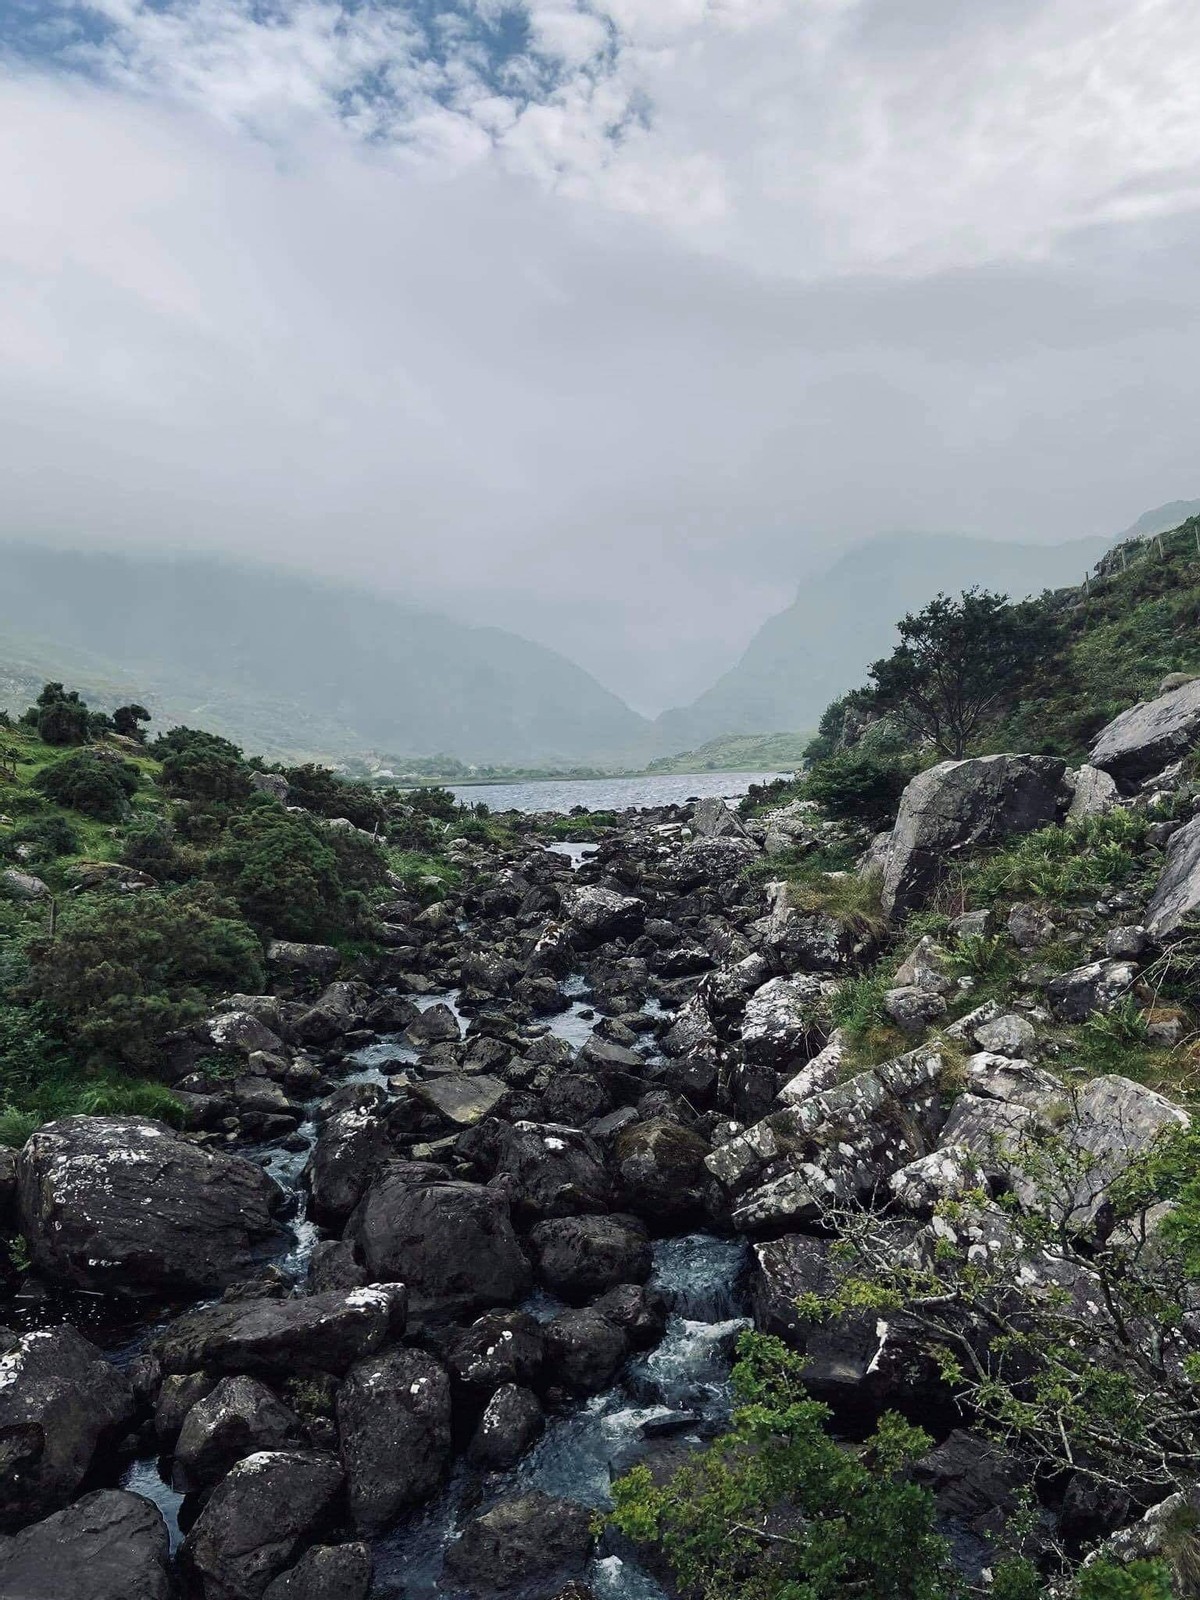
[448,770,789,814]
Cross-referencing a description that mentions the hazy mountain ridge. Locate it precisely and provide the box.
[652,502,1200,751]
[0,544,650,766]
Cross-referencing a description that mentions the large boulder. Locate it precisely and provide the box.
[561,885,646,944]
[0,1489,172,1600]
[467,1385,545,1470]
[689,797,748,840]
[612,1118,713,1224]
[443,1492,595,1595]
[444,1311,545,1397]
[336,1347,452,1533]
[528,1215,651,1301]
[173,1375,302,1492]
[181,1450,345,1600]
[741,976,826,1069]
[17,1116,286,1296]
[1038,1075,1189,1228]
[156,1284,406,1379]
[1146,813,1200,936]
[1089,678,1200,783]
[543,1306,628,1394]
[0,1326,136,1531]
[880,756,1069,918]
[491,1123,611,1221]
[349,1173,531,1326]
[302,1104,396,1228]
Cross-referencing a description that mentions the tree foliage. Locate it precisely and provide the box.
[280,763,386,832]
[214,803,382,939]
[869,590,1051,759]
[34,750,140,820]
[156,726,252,805]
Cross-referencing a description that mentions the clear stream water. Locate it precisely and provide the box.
[449,771,786,814]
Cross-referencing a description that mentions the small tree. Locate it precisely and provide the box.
[34,751,139,820]
[34,685,90,747]
[112,704,151,741]
[869,590,1048,759]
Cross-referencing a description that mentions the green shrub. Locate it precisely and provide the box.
[158,727,252,805]
[1,813,80,865]
[280,763,385,832]
[968,809,1150,904]
[27,683,91,746]
[803,748,918,829]
[119,816,183,880]
[24,883,263,1070]
[34,750,139,821]
[404,785,459,821]
[610,1331,954,1600]
[215,805,362,939]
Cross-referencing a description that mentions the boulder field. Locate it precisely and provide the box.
[3,685,1200,1596]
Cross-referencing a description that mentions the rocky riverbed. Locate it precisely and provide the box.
[5,680,1200,1598]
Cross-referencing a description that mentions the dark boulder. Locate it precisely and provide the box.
[444,1311,545,1397]
[612,1118,712,1224]
[443,1492,594,1595]
[561,886,645,945]
[180,1449,344,1600]
[466,1384,545,1471]
[337,1347,452,1533]
[173,1375,302,1493]
[262,1543,372,1600]
[1089,678,1200,783]
[0,1489,171,1600]
[0,1325,136,1531]
[349,1173,531,1327]
[491,1123,611,1221]
[543,1307,628,1395]
[156,1285,405,1379]
[302,1106,396,1227]
[528,1215,651,1302]
[17,1116,286,1297]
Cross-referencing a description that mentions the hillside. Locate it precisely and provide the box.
[0,544,650,767]
[654,501,1200,750]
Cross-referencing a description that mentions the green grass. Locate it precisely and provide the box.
[387,849,461,900]
[964,808,1152,905]
[786,868,889,941]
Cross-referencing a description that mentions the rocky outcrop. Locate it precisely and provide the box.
[528,1215,651,1300]
[1089,677,1200,783]
[0,1489,172,1600]
[336,1347,452,1533]
[17,1116,286,1296]
[879,756,1069,917]
[0,1326,136,1531]
[173,1376,302,1492]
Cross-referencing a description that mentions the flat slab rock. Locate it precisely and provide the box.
[1089,678,1200,783]
[156,1284,407,1378]
[414,1074,508,1128]
[17,1115,287,1296]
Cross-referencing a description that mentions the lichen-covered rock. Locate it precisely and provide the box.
[0,1326,136,1531]
[1045,960,1137,1023]
[880,755,1069,917]
[17,1116,286,1296]
[527,1214,651,1301]
[1089,678,1200,783]
[466,1384,544,1470]
[561,885,646,944]
[612,1118,712,1224]
[1146,813,1200,936]
[173,1375,302,1492]
[741,975,825,1068]
[444,1311,545,1396]
[0,1489,172,1600]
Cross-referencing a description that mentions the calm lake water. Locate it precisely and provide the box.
[448,770,788,814]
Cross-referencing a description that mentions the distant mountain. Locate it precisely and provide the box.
[0,544,649,766]
[653,502,1200,750]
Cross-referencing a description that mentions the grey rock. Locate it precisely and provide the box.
[1,867,50,900]
[741,975,825,1068]
[173,1375,301,1492]
[561,885,646,943]
[1089,678,1200,782]
[156,1284,405,1379]
[443,1492,595,1595]
[337,1347,452,1533]
[445,1311,544,1395]
[18,1115,285,1296]
[1007,901,1056,951]
[950,909,993,939]
[262,1544,371,1600]
[1146,813,1200,936]
[1067,765,1121,820]
[207,1010,285,1057]
[889,1147,987,1214]
[293,982,367,1046]
[349,1174,531,1326]
[266,941,342,980]
[880,755,1069,917]
[181,1449,344,1600]
[0,1326,135,1531]
[689,797,748,840]
[415,1074,508,1128]
[882,985,947,1034]
[303,1105,395,1228]
[466,1384,545,1470]
[973,1013,1037,1056]
[404,1003,461,1045]
[1042,1075,1190,1227]
[492,1122,611,1221]
[0,1489,171,1600]
[1105,924,1152,959]
[612,1117,712,1223]
[544,1307,628,1394]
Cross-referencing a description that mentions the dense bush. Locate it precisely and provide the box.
[803,747,918,829]
[23,683,91,746]
[119,816,184,880]
[215,804,374,940]
[405,785,459,821]
[34,750,140,821]
[157,727,252,805]
[280,763,386,832]
[24,883,263,1070]
[0,813,80,864]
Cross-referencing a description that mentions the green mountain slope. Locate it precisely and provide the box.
[654,503,1200,750]
[0,545,649,766]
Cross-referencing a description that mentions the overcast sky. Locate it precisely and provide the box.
[2,0,1199,712]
